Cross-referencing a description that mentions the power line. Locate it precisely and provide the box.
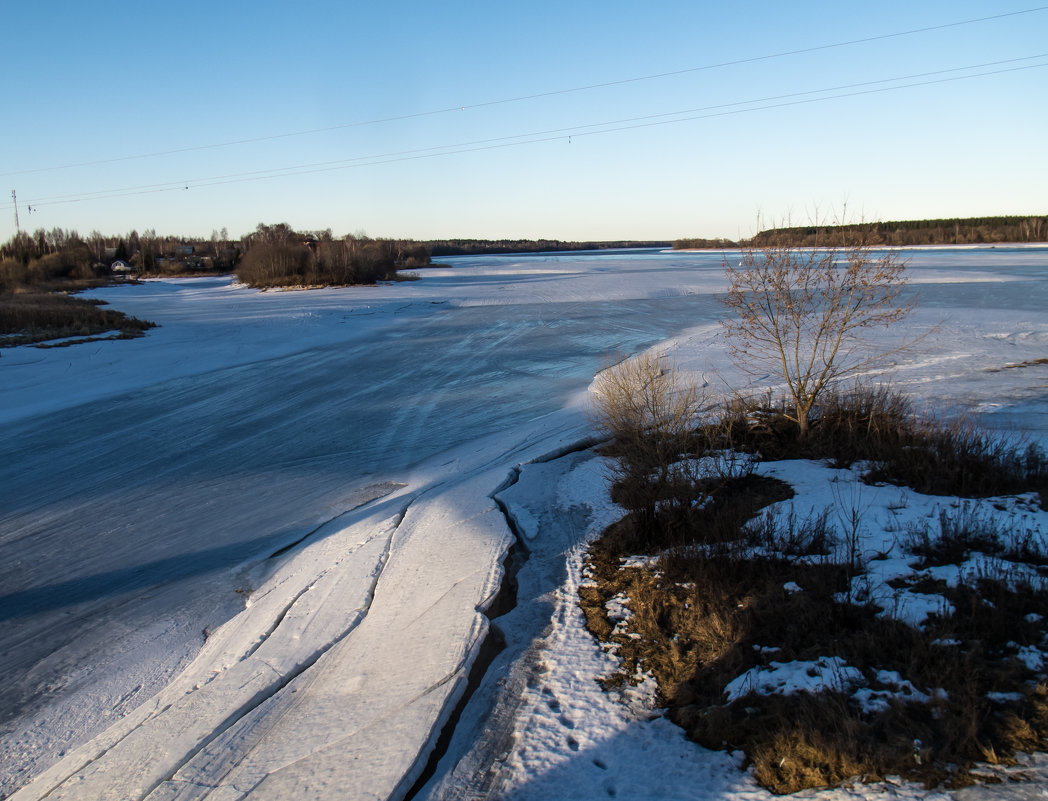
[10,56,1045,211]
[15,54,1042,205]
[2,4,1045,179]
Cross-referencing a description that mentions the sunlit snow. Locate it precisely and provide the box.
[2,246,1047,800]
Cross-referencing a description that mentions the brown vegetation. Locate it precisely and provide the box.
[709,387,1048,504]
[234,223,431,288]
[584,379,1048,793]
[0,293,154,347]
[0,239,156,347]
[590,352,710,536]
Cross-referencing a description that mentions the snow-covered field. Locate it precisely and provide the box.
[1,247,1046,800]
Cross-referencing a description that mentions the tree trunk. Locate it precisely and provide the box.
[797,408,811,439]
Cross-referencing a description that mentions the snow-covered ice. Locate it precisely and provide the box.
[2,246,1047,800]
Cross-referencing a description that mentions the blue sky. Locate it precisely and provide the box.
[2,1,1045,242]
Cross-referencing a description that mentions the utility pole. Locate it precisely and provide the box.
[11,189,20,234]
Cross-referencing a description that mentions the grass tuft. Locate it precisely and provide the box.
[904,504,1048,568]
[701,385,1047,507]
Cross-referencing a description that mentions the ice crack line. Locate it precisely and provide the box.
[401,462,537,801]
[265,481,404,561]
[234,584,314,665]
[145,506,408,800]
[30,505,409,801]
[414,439,602,801]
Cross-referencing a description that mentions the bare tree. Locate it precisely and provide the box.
[721,226,913,437]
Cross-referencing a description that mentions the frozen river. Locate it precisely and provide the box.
[2,247,1047,799]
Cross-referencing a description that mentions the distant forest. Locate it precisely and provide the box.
[427,239,672,256]
[0,228,671,287]
[0,224,432,291]
[675,215,1048,249]
[4,213,1045,291]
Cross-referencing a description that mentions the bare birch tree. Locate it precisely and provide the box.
[721,229,913,437]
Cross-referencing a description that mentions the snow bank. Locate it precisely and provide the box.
[3,247,1047,800]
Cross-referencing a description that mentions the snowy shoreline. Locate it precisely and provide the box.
[3,248,1047,799]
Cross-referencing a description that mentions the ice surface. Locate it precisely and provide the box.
[2,246,1047,800]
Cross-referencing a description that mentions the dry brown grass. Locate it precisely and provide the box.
[590,352,711,537]
[865,418,1048,503]
[0,291,155,347]
[904,504,1048,568]
[583,509,1048,791]
[709,386,1047,506]
[583,383,1048,793]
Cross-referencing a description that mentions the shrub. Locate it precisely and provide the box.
[866,418,1048,502]
[591,352,709,538]
[708,386,1047,504]
[584,499,1048,794]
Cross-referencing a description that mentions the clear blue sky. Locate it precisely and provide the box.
[2,1,1045,242]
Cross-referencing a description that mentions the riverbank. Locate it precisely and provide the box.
[2,248,1046,799]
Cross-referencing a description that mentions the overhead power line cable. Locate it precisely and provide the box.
[1,4,1045,178]
[11,56,1046,211]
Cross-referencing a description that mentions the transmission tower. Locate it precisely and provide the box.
[11,190,19,234]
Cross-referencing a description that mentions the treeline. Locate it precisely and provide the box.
[1,235,102,292]
[674,215,1048,250]
[0,228,161,346]
[0,221,435,344]
[750,215,1048,248]
[671,237,739,250]
[1,226,240,280]
[426,239,671,256]
[235,223,430,288]
[0,223,435,292]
